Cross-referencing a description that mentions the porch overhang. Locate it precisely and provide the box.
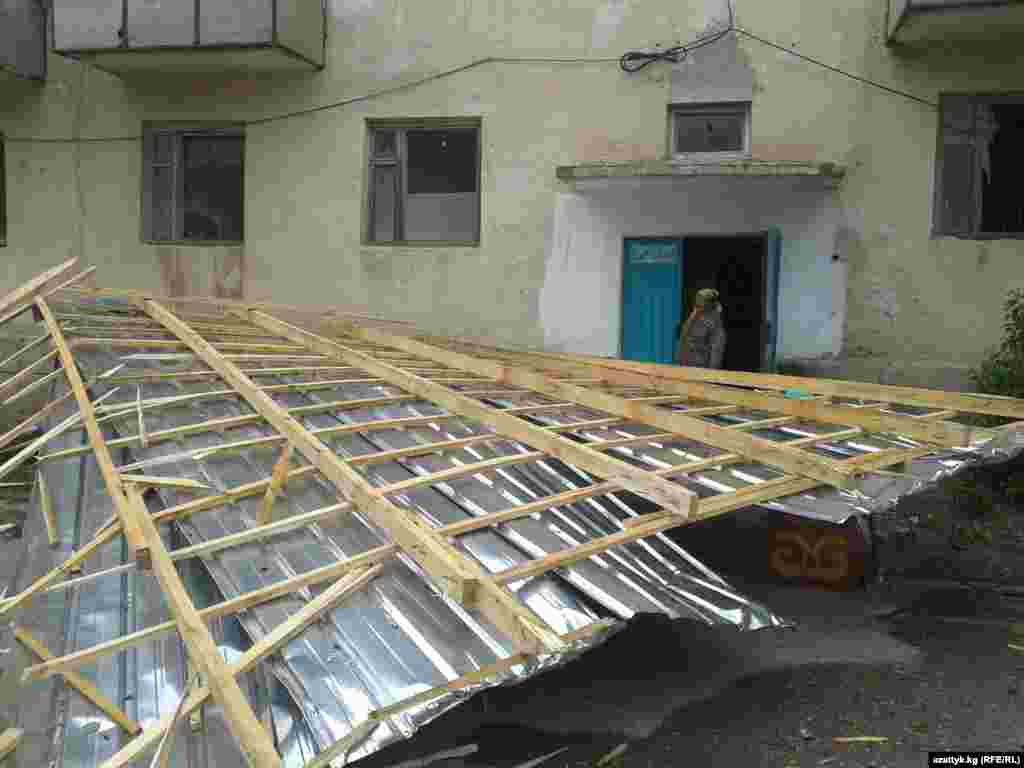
[555,159,846,192]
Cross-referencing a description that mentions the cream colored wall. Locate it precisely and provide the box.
[0,0,1021,385]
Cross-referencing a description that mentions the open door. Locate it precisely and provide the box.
[621,238,683,364]
[763,228,781,372]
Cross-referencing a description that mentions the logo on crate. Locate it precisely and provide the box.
[769,529,850,584]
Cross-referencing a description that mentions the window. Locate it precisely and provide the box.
[366,121,481,244]
[142,125,244,243]
[670,102,751,157]
[934,94,1024,238]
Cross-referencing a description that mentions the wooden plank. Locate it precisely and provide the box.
[121,475,211,491]
[0,728,23,761]
[0,257,78,327]
[125,485,281,768]
[37,469,59,547]
[327,323,855,490]
[144,299,564,656]
[304,621,614,768]
[259,443,294,525]
[559,354,1024,422]
[429,340,988,447]
[0,332,49,371]
[73,337,308,353]
[373,452,546,496]
[35,299,150,568]
[0,348,61,401]
[0,389,117,483]
[244,311,696,517]
[22,536,394,683]
[100,564,382,768]
[13,626,141,736]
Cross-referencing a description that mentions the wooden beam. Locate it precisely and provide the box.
[150,670,196,768]
[0,389,117,483]
[0,332,49,371]
[142,299,563,656]
[0,728,23,761]
[121,475,211,491]
[424,339,988,446]
[0,257,78,327]
[35,299,150,568]
[0,348,61,401]
[304,621,613,768]
[23,533,393,683]
[125,485,281,768]
[37,469,59,547]
[99,566,382,768]
[243,310,696,517]
[326,323,855,489]
[13,626,141,736]
[558,354,1024,421]
[259,443,294,525]
[372,452,546,496]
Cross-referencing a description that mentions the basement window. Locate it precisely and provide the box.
[934,94,1024,239]
[142,125,244,243]
[670,102,751,158]
[366,121,481,245]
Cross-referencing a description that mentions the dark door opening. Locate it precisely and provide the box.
[682,235,767,373]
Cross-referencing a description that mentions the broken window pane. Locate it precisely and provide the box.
[980,103,1024,234]
[405,130,477,194]
[935,96,1024,238]
[674,106,747,154]
[182,134,244,241]
[366,124,480,243]
[371,165,397,242]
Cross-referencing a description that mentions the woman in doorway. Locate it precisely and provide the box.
[677,288,727,369]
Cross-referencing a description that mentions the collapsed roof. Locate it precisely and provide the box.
[0,258,1021,768]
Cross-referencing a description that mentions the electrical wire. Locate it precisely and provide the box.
[4,7,937,144]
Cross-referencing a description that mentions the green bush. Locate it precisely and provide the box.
[971,288,1024,398]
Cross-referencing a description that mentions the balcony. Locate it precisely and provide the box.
[0,0,47,81]
[52,0,324,76]
[887,0,1024,46]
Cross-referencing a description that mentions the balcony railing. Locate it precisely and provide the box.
[52,0,324,75]
[888,0,1024,46]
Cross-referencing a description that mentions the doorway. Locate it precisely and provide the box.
[683,235,766,373]
[621,232,780,371]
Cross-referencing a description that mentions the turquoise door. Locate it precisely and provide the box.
[621,238,683,363]
[763,228,782,371]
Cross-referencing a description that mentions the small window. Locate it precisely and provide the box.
[366,121,481,245]
[670,102,751,157]
[142,125,244,243]
[934,94,1024,238]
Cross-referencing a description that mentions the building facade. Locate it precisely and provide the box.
[1,0,1022,389]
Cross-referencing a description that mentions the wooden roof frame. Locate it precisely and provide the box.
[0,259,1021,768]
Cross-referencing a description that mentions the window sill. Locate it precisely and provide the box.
[142,240,245,247]
[362,241,481,248]
[931,231,1024,240]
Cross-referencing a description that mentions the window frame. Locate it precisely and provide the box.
[933,92,1024,240]
[668,101,752,161]
[363,118,483,247]
[140,122,246,245]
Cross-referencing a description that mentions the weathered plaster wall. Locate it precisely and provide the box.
[0,0,1021,387]
[541,177,842,358]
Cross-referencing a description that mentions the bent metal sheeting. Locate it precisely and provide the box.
[0,259,1021,768]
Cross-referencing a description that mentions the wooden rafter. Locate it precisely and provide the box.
[35,299,150,567]
[138,298,565,656]
[323,322,857,489]
[0,257,78,327]
[125,484,281,768]
[436,340,986,447]
[241,310,696,517]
